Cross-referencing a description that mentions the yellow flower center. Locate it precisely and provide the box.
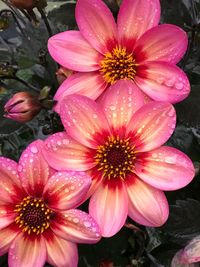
[95,136,136,180]
[15,196,54,235]
[100,47,137,85]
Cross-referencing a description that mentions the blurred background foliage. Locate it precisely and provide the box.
[0,0,200,266]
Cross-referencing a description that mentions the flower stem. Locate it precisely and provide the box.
[38,8,53,37]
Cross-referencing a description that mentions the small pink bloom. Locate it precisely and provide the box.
[0,140,101,267]
[42,80,195,237]
[171,249,197,267]
[4,92,41,123]
[171,246,200,267]
[48,0,190,113]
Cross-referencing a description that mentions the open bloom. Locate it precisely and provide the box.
[42,80,195,237]
[48,0,190,113]
[0,140,101,267]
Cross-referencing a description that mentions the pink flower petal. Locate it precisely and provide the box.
[82,168,104,202]
[8,233,46,267]
[60,94,110,149]
[44,171,91,210]
[127,102,176,152]
[44,231,78,267]
[76,0,117,54]
[171,249,195,267]
[117,0,160,51]
[135,61,190,103]
[52,209,101,244]
[0,224,19,256]
[135,146,195,190]
[0,157,24,203]
[89,180,128,237]
[54,72,107,114]
[134,24,188,64]
[0,204,16,230]
[18,140,49,197]
[183,236,200,263]
[48,30,102,71]
[43,132,95,171]
[126,176,169,226]
[99,80,146,130]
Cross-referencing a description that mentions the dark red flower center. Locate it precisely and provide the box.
[100,46,137,85]
[95,136,136,180]
[15,196,54,235]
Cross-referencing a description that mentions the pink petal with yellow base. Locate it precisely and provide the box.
[8,234,46,267]
[134,24,188,64]
[99,80,145,129]
[0,224,19,255]
[136,61,190,103]
[0,157,24,203]
[54,72,107,114]
[117,0,160,50]
[76,0,117,54]
[43,171,91,210]
[42,132,95,171]
[0,205,16,230]
[18,140,50,196]
[48,31,102,71]
[52,209,101,244]
[127,102,176,151]
[44,232,78,267]
[126,177,169,226]
[60,94,110,149]
[135,146,195,190]
[89,180,128,237]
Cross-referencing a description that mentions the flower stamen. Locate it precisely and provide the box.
[100,47,137,84]
[95,136,136,180]
[15,196,54,235]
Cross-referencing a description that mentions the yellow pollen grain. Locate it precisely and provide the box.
[100,47,137,85]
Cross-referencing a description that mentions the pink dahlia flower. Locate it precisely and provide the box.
[0,140,101,267]
[48,0,190,113]
[42,80,195,237]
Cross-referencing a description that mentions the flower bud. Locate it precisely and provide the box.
[4,92,41,123]
[56,67,73,84]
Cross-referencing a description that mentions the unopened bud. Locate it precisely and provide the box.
[56,67,73,84]
[4,92,41,123]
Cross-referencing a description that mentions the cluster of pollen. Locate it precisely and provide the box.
[15,196,54,235]
[100,46,137,84]
[95,136,136,180]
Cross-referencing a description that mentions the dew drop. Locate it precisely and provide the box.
[175,82,184,90]
[109,105,116,111]
[73,218,79,224]
[84,221,91,228]
[30,146,38,154]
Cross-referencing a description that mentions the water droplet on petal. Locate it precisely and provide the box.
[84,221,91,228]
[30,146,38,154]
[175,82,184,90]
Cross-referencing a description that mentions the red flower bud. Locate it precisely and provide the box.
[56,67,73,84]
[4,92,41,123]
